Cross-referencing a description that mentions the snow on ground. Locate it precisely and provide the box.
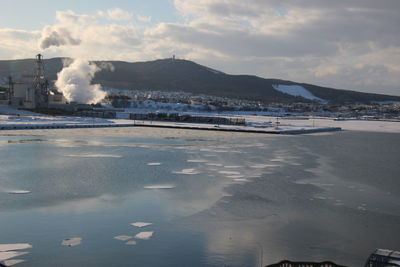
[245,115,400,133]
[1,105,400,134]
[272,84,325,102]
[0,105,40,116]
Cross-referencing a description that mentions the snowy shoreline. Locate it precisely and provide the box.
[1,106,400,134]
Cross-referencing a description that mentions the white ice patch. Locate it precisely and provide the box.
[218,171,241,175]
[147,162,161,166]
[126,240,137,245]
[233,178,249,182]
[135,231,154,240]
[7,190,31,195]
[0,251,29,261]
[173,168,200,175]
[223,165,242,168]
[3,259,26,266]
[272,84,325,102]
[206,163,223,167]
[144,185,175,189]
[270,158,285,162]
[0,244,32,252]
[130,222,153,228]
[187,159,208,163]
[114,235,133,241]
[61,237,82,247]
[227,175,245,179]
[249,164,271,169]
[66,154,121,158]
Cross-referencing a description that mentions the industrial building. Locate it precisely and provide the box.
[0,54,67,109]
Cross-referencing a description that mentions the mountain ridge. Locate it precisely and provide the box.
[1,57,399,104]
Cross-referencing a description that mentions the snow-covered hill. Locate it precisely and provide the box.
[272,84,326,103]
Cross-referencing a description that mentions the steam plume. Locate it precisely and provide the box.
[39,26,81,50]
[55,59,106,104]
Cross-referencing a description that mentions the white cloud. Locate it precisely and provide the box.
[137,15,152,23]
[98,8,133,21]
[0,2,399,95]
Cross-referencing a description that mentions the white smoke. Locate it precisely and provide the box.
[55,59,106,104]
[39,26,81,50]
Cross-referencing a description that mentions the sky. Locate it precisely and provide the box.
[1,0,400,96]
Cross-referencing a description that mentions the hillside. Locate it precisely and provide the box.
[1,57,399,104]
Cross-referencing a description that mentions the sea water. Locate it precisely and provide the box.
[0,130,399,266]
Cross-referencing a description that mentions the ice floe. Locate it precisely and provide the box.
[187,159,208,163]
[0,243,31,265]
[114,235,133,241]
[135,231,154,240]
[173,168,200,175]
[218,171,241,175]
[7,190,31,195]
[126,241,137,245]
[3,259,26,266]
[270,158,285,162]
[233,178,249,182]
[206,163,223,167]
[223,165,242,168]
[147,162,161,166]
[66,154,121,158]
[61,237,82,247]
[227,175,245,179]
[0,244,32,252]
[0,251,29,261]
[144,185,175,189]
[130,222,153,228]
[250,164,279,168]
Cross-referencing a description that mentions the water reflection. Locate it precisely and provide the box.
[0,132,399,266]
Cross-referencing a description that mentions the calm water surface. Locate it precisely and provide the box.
[0,130,399,266]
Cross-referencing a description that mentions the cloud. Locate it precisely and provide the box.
[161,0,400,95]
[137,15,152,23]
[0,3,399,95]
[98,8,133,21]
[32,10,142,60]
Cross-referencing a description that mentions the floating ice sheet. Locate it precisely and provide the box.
[187,159,208,163]
[173,168,200,175]
[114,235,132,241]
[218,171,240,175]
[147,162,161,166]
[66,154,121,158]
[130,222,153,228]
[0,244,32,252]
[3,259,26,266]
[206,163,223,167]
[135,231,154,240]
[7,190,31,195]
[233,178,249,182]
[61,237,82,247]
[126,241,137,245]
[270,158,285,162]
[224,165,242,168]
[250,164,279,168]
[144,185,175,189]
[227,175,245,179]
[0,251,29,261]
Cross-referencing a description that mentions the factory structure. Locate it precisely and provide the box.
[0,54,67,109]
